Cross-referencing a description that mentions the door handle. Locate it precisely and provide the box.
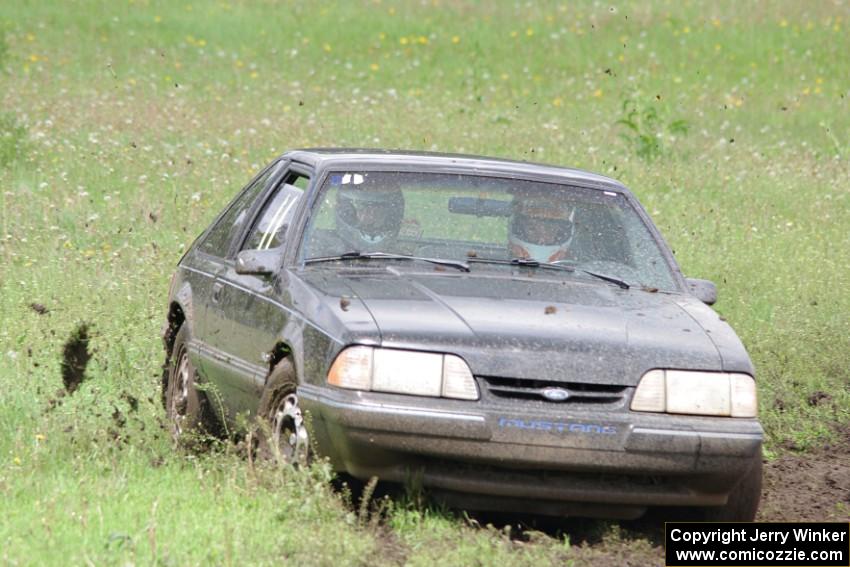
[212,282,224,303]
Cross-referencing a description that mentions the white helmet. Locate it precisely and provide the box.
[509,195,575,262]
[335,174,404,252]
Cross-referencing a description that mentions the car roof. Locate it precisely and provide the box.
[283,148,627,192]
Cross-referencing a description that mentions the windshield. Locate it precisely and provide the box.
[300,171,678,290]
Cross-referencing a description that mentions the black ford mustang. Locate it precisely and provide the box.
[162,149,762,520]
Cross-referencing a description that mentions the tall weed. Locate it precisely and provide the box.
[615,96,689,161]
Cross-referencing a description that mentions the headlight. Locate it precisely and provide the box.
[631,369,757,417]
[327,346,479,400]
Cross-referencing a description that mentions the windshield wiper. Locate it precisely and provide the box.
[304,251,470,272]
[466,257,576,273]
[468,257,630,289]
[577,269,630,290]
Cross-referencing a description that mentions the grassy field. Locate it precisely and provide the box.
[1,0,848,564]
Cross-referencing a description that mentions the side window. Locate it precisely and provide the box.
[242,171,308,251]
[199,166,276,257]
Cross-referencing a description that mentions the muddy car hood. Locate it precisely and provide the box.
[297,268,753,386]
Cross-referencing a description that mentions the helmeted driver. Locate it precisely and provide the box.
[508,194,575,263]
[335,174,405,252]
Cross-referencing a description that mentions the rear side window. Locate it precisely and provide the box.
[199,166,276,257]
[242,172,308,251]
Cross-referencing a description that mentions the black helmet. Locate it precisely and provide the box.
[335,174,405,251]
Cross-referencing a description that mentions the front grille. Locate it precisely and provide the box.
[481,376,628,406]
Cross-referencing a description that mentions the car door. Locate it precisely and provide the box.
[204,165,310,421]
[190,161,281,384]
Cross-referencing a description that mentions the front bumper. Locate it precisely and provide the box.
[299,384,763,518]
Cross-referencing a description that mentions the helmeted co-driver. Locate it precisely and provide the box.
[508,193,576,263]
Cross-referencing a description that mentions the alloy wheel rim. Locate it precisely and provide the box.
[271,393,309,465]
[171,351,191,436]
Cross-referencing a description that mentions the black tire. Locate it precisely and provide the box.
[693,454,763,521]
[164,325,219,445]
[256,358,310,466]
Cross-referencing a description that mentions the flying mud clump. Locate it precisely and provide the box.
[61,322,91,395]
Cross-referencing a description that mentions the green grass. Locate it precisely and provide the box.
[1,0,848,564]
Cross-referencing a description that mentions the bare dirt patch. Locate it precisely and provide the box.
[758,427,850,522]
[371,524,409,567]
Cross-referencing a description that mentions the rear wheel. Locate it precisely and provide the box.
[164,325,218,445]
[256,359,310,466]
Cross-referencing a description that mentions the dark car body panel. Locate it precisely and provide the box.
[164,149,761,518]
[295,267,749,385]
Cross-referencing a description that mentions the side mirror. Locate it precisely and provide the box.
[686,277,718,305]
[235,248,283,276]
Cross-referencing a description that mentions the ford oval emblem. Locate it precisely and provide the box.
[541,387,570,402]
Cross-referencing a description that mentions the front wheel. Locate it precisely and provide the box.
[693,454,763,521]
[256,359,311,466]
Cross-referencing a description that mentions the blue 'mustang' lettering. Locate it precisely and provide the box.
[498,417,617,435]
